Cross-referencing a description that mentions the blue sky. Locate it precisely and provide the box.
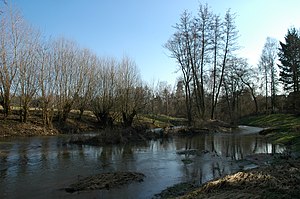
[10,0,300,85]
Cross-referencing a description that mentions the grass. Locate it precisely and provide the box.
[240,113,300,131]
[138,114,188,128]
[240,113,300,151]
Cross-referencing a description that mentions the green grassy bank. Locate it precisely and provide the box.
[240,113,300,151]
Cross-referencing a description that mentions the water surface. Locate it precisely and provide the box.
[0,126,284,199]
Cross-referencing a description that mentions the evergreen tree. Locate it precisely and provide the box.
[278,28,300,92]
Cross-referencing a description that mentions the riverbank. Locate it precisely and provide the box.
[0,112,188,138]
[155,113,300,199]
[0,115,286,198]
[240,113,300,151]
[0,111,100,137]
[155,154,300,199]
[0,109,238,146]
[180,157,300,199]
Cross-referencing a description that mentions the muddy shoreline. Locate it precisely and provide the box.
[154,152,300,199]
[180,156,300,199]
[64,171,145,193]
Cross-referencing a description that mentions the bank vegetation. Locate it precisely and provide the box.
[0,3,299,138]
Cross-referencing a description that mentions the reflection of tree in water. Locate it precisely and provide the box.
[99,147,111,169]
[211,134,263,160]
[41,138,50,169]
[0,143,12,178]
[18,144,29,175]
[211,161,225,179]
[252,136,258,153]
[57,144,70,159]
[157,138,174,151]
[179,132,281,185]
[97,145,137,171]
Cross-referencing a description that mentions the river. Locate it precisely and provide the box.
[0,126,284,199]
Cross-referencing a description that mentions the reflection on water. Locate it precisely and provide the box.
[0,126,284,199]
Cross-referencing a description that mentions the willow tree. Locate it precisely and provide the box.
[17,28,41,122]
[91,57,118,127]
[38,41,57,127]
[52,38,85,122]
[117,56,144,127]
[0,5,24,117]
[76,49,98,120]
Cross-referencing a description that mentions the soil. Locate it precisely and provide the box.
[166,120,236,136]
[0,110,234,142]
[65,171,145,193]
[155,154,300,199]
[153,182,198,199]
[0,121,58,137]
[181,158,300,199]
[68,120,235,146]
[69,126,164,145]
[0,112,100,138]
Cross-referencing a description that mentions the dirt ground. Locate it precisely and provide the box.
[152,153,300,199]
[65,171,145,193]
[178,157,300,199]
[0,112,99,137]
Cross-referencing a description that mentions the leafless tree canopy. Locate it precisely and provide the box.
[0,2,293,127]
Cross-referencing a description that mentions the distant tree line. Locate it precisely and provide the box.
[0,3,299,130]
[165,4,300,125]
[0,5,150,128]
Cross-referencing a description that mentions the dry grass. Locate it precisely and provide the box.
[180,158,300,199]
[65,172,145,193]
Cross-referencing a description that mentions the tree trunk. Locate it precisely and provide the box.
[184,82,192,126]
[78,107,84,120]
[61,103,72,122]
[21,106,29,123]
[122,110,136,128]
[95,111,109,127]
[1,92,10,118]
[241,79,258,115]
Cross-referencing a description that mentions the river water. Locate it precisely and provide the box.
[0,126,284,199]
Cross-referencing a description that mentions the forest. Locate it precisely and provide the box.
[0,3,299,133]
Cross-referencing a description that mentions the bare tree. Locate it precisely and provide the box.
[156,81,172,116]
[0,5,23,117]
[17,26,41,122]
[192,4,212,119]
[210,14,222,119]
[91,57,117,127]
[259,37,278,113]
[117,56,143,127]
[75,49,97,120]
[52,38,84,122]
[164,11,193,125]
[222,57,244,124]
[233,58,259,115]
[166,5,239,123]
[38,40,57,127]
[211,9,239,120]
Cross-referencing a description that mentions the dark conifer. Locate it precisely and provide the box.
[278,27,300,92]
